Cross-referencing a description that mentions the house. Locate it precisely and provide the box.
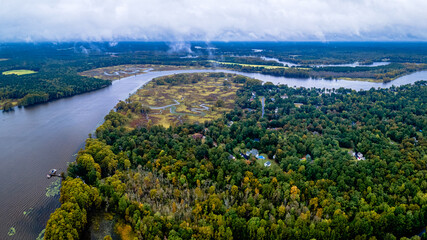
[227,121,234,127]
[192,133,204,140]
[300,154,311,161]
[349,151,365,160]
[249,92,256,102]
[275,108,278,114]
[264,161,271,167]
[280,95,288,99]
[246,149,259,157]
[356,152,365,160]
[271,97,275,102]
[228,154,236,160]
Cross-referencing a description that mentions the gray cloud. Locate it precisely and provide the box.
[0,0,426,42]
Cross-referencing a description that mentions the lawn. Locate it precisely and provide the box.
[2,69,37,75]
[233,146,281,171]
[294,103,304,108]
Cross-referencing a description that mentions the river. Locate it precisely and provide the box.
[1,69,427,239]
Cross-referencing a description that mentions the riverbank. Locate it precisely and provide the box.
[3,62,427,112]
[1,69,426,238]
[210,58,427,83]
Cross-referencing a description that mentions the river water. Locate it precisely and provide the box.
[1,69,426,239]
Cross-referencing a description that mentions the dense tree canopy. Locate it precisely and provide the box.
[46,74,426,240]
[45,178,101,240]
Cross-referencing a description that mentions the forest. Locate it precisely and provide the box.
[209,42,427,64]
[0,43,204,111]
[2,42,427,111]
[206,57,426,82]
[44,72,427,240]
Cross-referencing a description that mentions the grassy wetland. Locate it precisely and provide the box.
[79,64,205,81]
[122,72,250,128]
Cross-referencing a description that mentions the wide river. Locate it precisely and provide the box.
[1,69,426,239]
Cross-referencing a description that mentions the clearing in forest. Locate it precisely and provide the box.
[2,69,37,75]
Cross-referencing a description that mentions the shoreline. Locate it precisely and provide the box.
[2,67,427,112]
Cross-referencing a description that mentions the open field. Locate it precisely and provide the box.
[255,155,281,171]
[2,69,37,75]
[79,64,208,81]
[125,73,246,128]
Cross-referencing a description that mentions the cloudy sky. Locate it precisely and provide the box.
[1,0,426,42]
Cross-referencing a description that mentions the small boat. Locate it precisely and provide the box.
[47,169,63,179]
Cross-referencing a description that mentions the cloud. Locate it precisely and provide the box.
[0,0,426,42]
[167,42,193,53]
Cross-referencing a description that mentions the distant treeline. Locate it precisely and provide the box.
[2,42,427,111]
[207,60,427,81]
[311,63,427,82]
[209,42,427,64]
[0,43,207,110]
[0,72,110,108]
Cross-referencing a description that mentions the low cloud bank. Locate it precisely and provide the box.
[1,0,426,42]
